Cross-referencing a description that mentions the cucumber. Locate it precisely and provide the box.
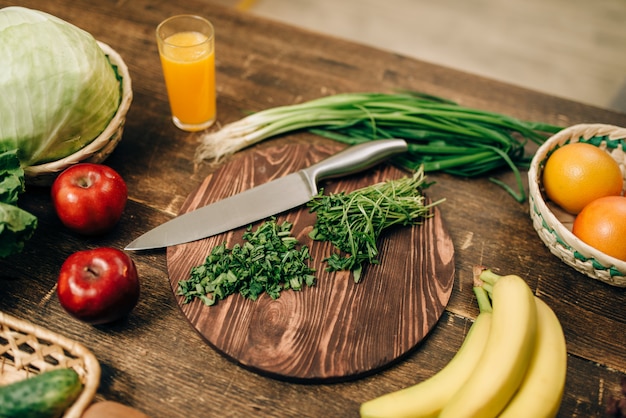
[0,368,83,418]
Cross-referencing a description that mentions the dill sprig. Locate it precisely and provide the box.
[308,167,443,282]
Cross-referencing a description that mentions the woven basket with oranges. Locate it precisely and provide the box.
[528,123,626,287]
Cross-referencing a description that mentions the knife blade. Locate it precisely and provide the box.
[125,139,408,251]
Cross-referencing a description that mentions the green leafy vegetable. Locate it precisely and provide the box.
[0,150,37,258]
[0,6,121,166]
[178,218,316,306]
[195,91,562,201]
[0,150,24,205]
[0,6,123,255]
[308,167,442,282]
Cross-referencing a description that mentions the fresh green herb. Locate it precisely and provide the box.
[196,91,562,202]
[178,218,316,306]
[308,167,443,282]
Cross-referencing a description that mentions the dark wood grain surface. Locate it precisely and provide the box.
[1,0,625,417]
[166,142,454,381]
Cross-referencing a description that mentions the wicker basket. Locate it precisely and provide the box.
[528,123,626,287]
[0,311,101,418]
[24,41,133,187]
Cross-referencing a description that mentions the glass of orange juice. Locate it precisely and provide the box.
[156,15,216,131]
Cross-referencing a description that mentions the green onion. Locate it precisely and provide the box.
[196,91,562,202]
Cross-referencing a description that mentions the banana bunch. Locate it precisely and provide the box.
[360,267,567,418]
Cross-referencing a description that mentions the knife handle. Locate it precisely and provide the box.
[302,139,408,186]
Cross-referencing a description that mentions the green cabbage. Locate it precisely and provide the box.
[0,6,121,166]
[0,6,122,257]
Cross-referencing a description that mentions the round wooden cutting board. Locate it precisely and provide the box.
[166,141,455,382]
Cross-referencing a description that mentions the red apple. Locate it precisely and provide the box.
[51,163,127,235]
[57,247,140,325]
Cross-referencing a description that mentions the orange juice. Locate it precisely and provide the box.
[158,25,216,131]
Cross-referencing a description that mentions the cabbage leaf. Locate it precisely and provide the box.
[0,6,121,166]
[0,150,37,258]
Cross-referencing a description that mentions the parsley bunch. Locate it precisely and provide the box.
[178,218,316,306]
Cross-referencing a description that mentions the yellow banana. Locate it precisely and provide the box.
[359,311,492,418]
[439,274,538,418]
[498,297,567,418]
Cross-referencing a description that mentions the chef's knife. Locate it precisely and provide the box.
[125,139,408,251]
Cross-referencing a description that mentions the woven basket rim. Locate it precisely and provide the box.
[23,41,132,178]
[528,123,626,286]
[0,311,100,418]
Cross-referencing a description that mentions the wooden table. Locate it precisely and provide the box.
[1,1,625,416]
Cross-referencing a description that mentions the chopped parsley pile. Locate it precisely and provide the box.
[177,218,316,306]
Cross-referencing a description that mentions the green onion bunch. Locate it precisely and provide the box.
[196,91,562,202]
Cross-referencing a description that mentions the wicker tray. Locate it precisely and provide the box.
[0,311,101,418]
[528,123,626,287]
[24,41,133,186]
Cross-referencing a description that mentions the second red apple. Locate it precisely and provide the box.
[57,247,140,325]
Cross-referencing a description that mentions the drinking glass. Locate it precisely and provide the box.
[156,15,216,131]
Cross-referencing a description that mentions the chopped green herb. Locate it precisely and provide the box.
[177,218,316,306]
[308,167,443,282]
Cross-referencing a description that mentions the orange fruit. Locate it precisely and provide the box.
[572,195,626,261]
[542,142,623,214]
